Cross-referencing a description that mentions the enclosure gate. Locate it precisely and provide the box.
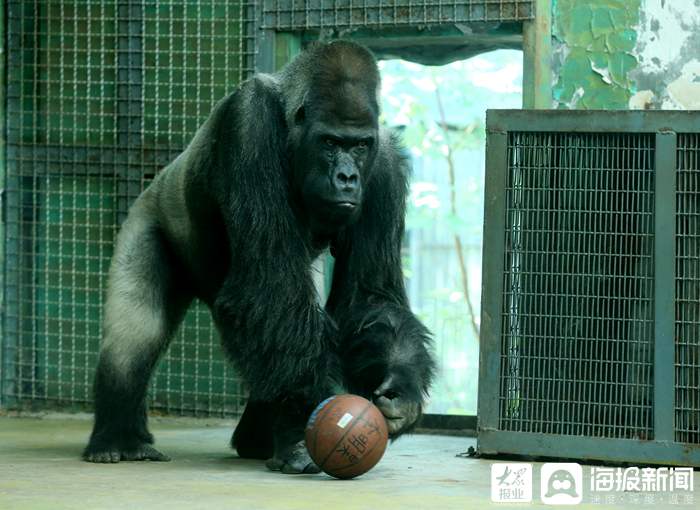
[478,110,700,466]
[1,1,534,415]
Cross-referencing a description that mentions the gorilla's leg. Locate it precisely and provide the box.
[213,265,338,473]
[230,391,324,473]
[231,401,276,460]
[232,396,322,473]
[264,399,322,474]
[84,199,192,463]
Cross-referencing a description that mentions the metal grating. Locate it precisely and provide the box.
[479,110,700,467]
[499,132,655,439]
[3,0,256,416]
[676,133,700,444]
[262,0,533,30]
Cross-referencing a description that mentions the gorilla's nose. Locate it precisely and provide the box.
[333,167,360,192]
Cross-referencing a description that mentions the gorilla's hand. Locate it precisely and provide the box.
[373,375,422,437]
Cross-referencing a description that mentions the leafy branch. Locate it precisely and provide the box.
[435,85,481,338]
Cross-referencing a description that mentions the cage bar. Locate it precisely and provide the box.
[479,110,700,466]
[676,132,700,445]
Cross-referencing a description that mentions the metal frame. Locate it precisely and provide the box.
[522,0,550,109]
[479,109,700,466]
[0,0,6,402]
[1,0,549,421]
[260,0,534,29]
[256,0,541,74]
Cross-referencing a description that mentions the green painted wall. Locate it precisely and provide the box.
[552,0,641,109]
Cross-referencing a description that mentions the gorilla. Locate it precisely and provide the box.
[83,40,436,473]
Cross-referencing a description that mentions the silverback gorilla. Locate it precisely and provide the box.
[83,40,436,473]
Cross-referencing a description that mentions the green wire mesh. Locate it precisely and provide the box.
[4,0,256,417]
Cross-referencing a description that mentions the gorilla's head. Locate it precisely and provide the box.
[281,41,381,235]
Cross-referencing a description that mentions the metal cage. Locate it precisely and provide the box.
[261,0,532,30]
[478,110,700,466]
[1,0,536,419]
[2,0,256,416]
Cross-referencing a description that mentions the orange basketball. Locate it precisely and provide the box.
[305,394,388,479]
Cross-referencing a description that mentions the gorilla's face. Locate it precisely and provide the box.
[294,108,378,234]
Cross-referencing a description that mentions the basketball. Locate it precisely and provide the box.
[305,394,389,479]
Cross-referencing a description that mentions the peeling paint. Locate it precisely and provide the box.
[552,0,641,110]
[549,1,700,110]
[667,61,700,110]
[591,61,612,84]
[628,89,654,109]
[630,1,700,110]
[560,86,586,109]
[634,0,694,75]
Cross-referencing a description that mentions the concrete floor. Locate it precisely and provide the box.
[0,415,697,510]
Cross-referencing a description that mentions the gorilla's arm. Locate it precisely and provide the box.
[203,76,336,402]
[204,75,339,472]
[325,129,436,437]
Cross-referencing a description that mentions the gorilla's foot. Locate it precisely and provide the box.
[84,439,170,463]
[265,440,320,474]
[235,440,274,460]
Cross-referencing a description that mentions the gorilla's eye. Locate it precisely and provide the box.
[357,141,367,149]
[325,139,335,147]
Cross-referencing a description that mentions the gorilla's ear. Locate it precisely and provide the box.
[294,92,309,125]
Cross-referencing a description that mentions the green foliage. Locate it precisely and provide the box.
[380,52,523,414]
[381,53,522,240]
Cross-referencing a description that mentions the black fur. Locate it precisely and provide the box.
[83,40,435,471]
